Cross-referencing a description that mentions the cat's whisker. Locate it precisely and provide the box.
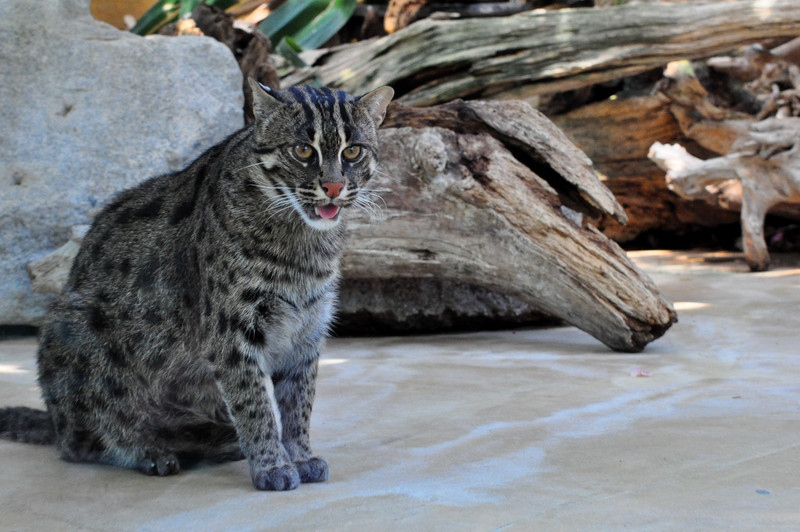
[262,193,296,214]
[360,189,388,201]
[234,160,281,173]
[362,186,393,194]
[251,184,288,192]
[357,201,385,218]
[358,189,388,210]
[264,203,297,224]
[372,169,400,184]
[255,188,296,217]
[250,182,290,196]
[353,195,384,221]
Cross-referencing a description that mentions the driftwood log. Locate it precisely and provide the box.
[647,40,800,271]
[29,100,676,351]
[339,100,676,351]
[284,0,800,106]
[552,95,741,243]
[383,0,533,34]
[552,33,800,244]
[649,119,800,271]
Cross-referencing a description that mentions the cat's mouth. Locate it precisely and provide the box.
[307,203,340,220]
[316,204,340,219]
[292,198,344,230]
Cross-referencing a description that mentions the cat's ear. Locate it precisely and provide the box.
[358,86,394,127]
[248,78,283,120]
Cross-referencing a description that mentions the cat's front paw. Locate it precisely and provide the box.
[252,464,301,491]
[295,457,329,483]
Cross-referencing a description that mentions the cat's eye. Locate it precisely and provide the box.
[293,144,314,160]
[342,145,362,161]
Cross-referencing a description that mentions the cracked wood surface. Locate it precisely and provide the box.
[341,101,676,351]
[284,0,800,106]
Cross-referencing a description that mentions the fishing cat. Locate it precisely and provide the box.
[0,80,393,491]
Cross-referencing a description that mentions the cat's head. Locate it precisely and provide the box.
[247,80,394,231]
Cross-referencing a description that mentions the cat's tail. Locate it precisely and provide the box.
[0,406,55,445]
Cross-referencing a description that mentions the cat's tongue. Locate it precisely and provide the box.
[316,204,340,219]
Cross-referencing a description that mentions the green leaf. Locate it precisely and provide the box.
[205,0,242,11]
[276,37,308,68]
[179,0,204,18]
[130,0,180,35]
[131,0,243,35]
[258,0,329,46]
[292,0,356,50]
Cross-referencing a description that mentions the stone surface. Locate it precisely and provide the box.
[0,0,243,325]
[26,225,89,295]
[1,251,798,530]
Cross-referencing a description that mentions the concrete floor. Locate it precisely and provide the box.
[1,251,798,531]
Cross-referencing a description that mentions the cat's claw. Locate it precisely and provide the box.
[295,457,329,483]
[252,464,301,491]
[141,453,180,476]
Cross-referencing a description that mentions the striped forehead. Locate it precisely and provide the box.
[287,86,355,150]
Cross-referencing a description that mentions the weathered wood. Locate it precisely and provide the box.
[554,36,800,245]
[283,0,800,106]
[772,35,800,66]
[648,50,800,270]
[552,95,740,242]
[383,100,628,224]
[649,118,800,271]
[341,100,676,351]
[653,58,800,210]
[385,0,535,33]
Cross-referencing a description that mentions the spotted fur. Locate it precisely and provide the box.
[0,81,393,491]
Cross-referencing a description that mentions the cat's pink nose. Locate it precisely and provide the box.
[322,182,344,198]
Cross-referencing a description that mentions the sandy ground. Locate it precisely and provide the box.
[1,251,798,531]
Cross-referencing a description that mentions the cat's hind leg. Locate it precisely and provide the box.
[39,312,182,476]
[38,316,109,465]
[104,447,181,476]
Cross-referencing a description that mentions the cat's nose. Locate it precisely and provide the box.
[321,182,344,199]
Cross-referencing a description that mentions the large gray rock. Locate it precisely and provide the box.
[0,0,243,326]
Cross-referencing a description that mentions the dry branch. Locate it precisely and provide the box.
[649,118,800,271]
[647,40,800,270]
[284,0,800,105]
[551,95,742,242]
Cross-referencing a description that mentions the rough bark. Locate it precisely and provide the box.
[552,95,740,242]
[339,100,676,351]
[645,46,800,270]
[283,0,800,106]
